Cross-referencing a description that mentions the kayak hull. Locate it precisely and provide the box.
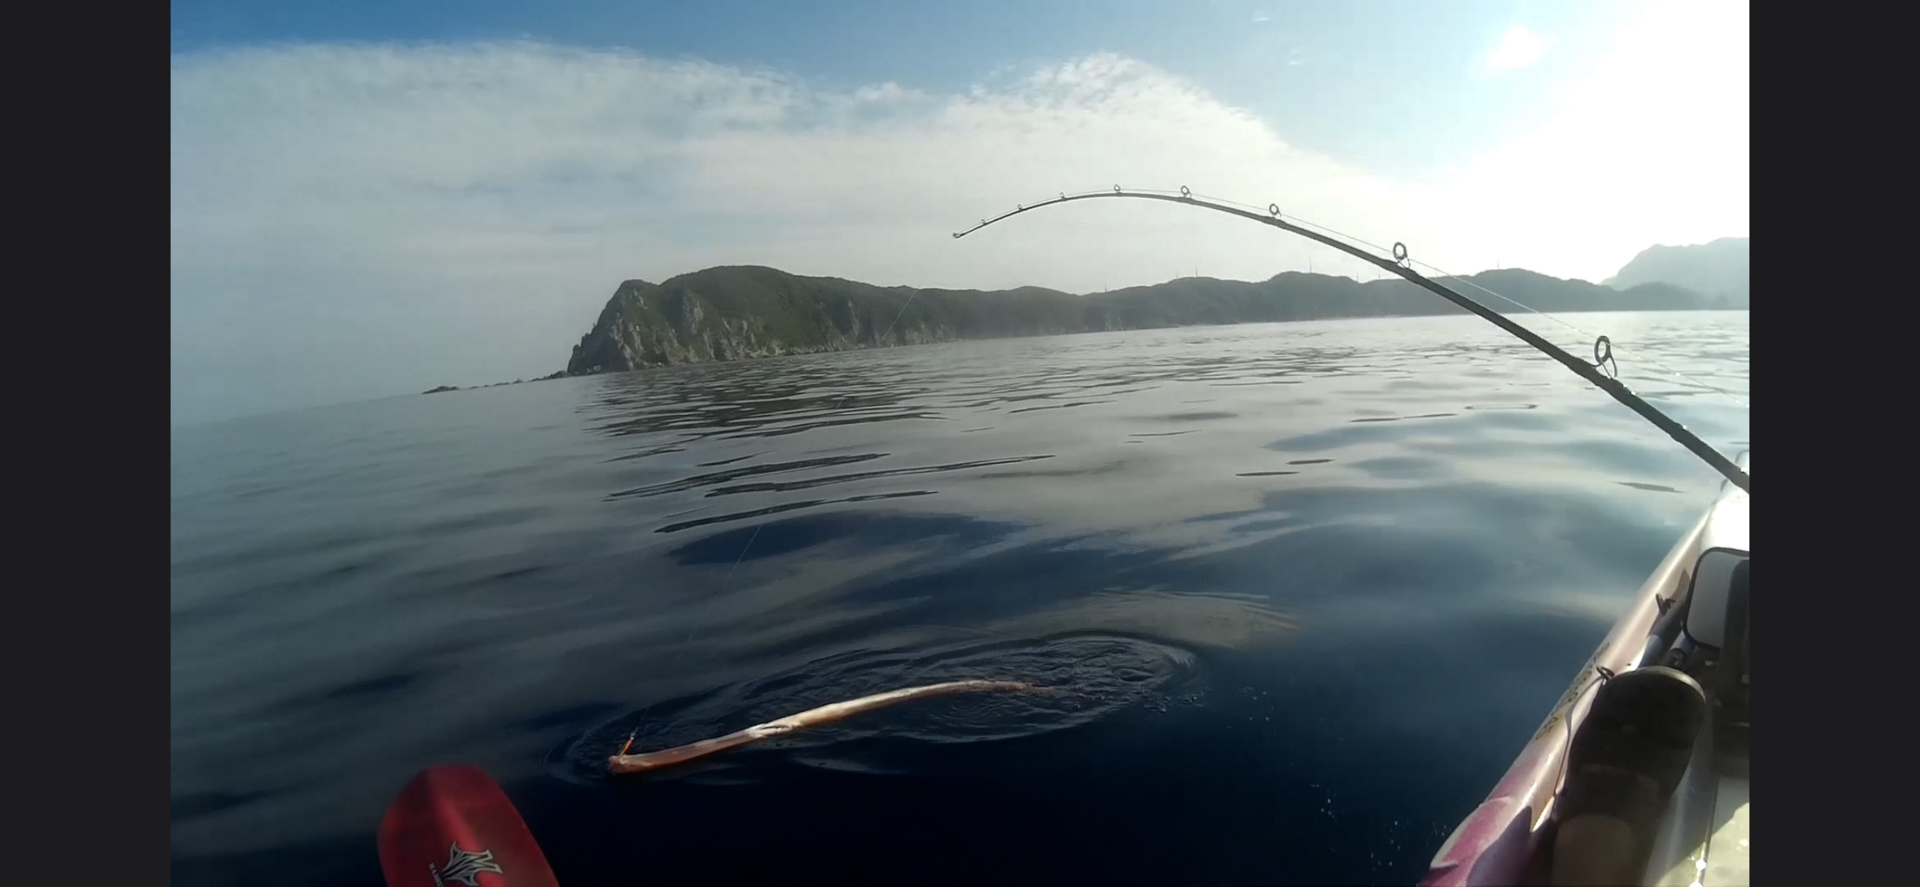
[1421,455,1749,887]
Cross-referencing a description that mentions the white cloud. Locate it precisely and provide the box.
[1483,25,1553,73]
[171,28,1746,424]
[1435,1,1748,283]
[170,43,1415,424]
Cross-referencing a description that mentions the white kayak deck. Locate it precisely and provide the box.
[1645,453,1749,887]
[1647,746,1749,886]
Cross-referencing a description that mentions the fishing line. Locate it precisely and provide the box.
[1189,191,1747,411]
[1061,187,1743,410]
[1409,259,1748,410]
[879,288,923,344]
[628,238,942,753]
[829,286,925,412]
[718,285,922,646]
[952,187,1749,493]
[622,518,766,754]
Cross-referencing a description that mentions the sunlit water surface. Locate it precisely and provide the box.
[171,311,1748,885]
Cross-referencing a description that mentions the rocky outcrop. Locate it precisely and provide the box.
[419,370,570,395]
[565,268,982,375]
[564,264,1733,377]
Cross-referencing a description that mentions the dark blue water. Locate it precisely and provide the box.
[170,311,1748,886]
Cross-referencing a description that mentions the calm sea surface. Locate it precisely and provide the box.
[170,311,1748,886]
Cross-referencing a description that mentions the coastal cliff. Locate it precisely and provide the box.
[565,264,1727,376]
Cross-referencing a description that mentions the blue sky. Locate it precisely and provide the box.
[170,0,1748,425]
[171,0,1620,177]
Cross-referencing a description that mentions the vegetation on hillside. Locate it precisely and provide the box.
[566,264,1731,375]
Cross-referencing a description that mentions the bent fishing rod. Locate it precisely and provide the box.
[951,187,1749,495]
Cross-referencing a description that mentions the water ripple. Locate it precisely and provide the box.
[607,453,888,499]
[548,632,1207,786]
[170,311,1747,885]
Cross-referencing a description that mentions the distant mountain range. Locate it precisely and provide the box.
[560,262,1740,377]
[1605,237,1748,309]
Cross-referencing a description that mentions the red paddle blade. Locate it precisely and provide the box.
[378,765,559,887]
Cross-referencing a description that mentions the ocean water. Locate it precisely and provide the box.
[169,310,1748,886]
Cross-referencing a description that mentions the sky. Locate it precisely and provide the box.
[171,0,1749,426]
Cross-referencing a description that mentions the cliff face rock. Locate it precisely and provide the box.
[566,270,966,374]
[564,264,1731,377]
[1605,237,1749,308]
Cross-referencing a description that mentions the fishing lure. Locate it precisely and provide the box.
[609,680,1033,775]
